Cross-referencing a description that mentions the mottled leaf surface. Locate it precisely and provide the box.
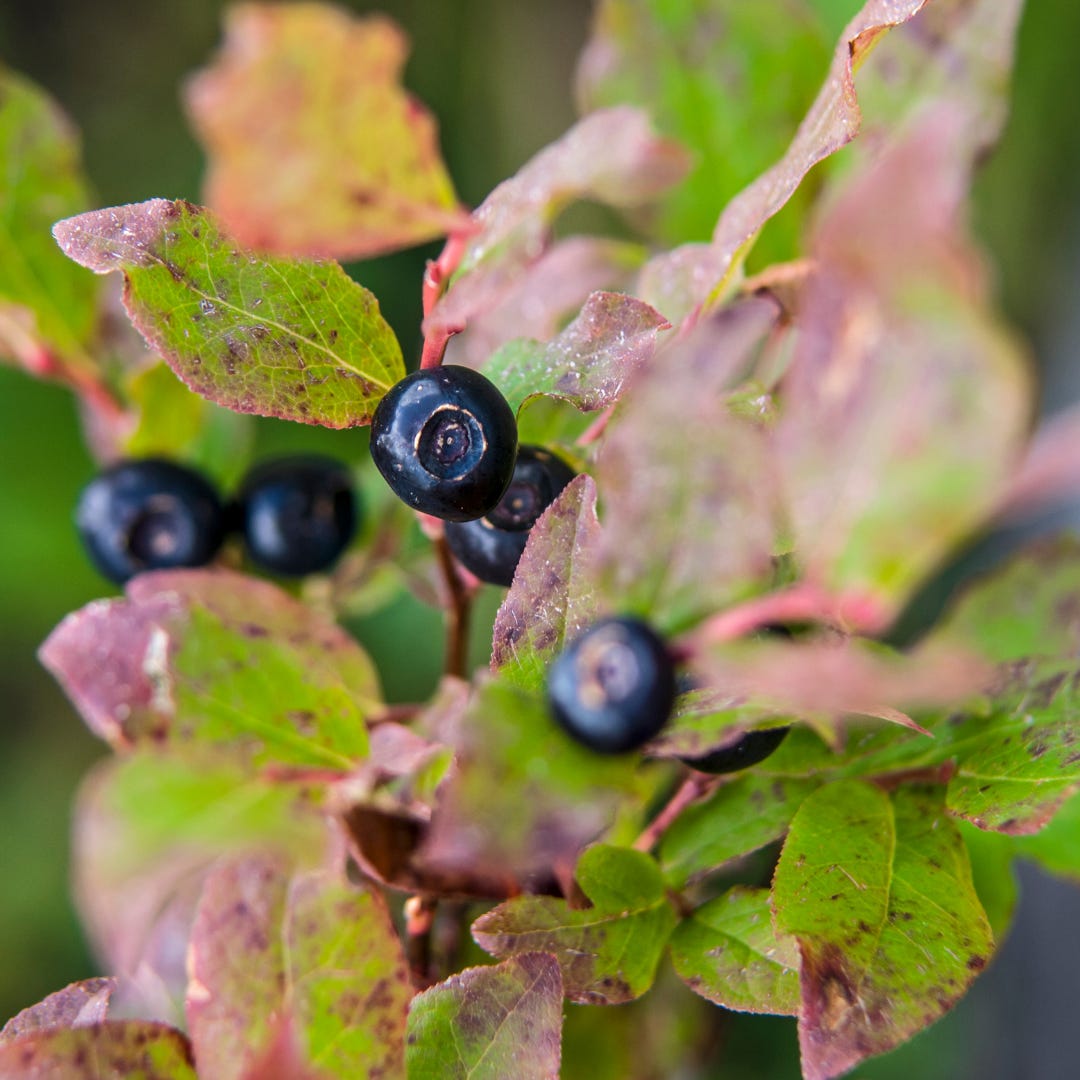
[41,569,378,768]
[187,4,463,259]
[637,0,931,322]
[0,66,99,377]
[406,953,562,1080]
[54,199,403,427]
[578,0,831,252]
[0,979,115,1044]
[935,537,1080,664]
[473,846,677,1004]
[421,677,651,883]
[492,475,605,692]
[773,782,993,1080]
[426,107,688,338]
[483,291,668,414]
[670,886,799,1015]
[0,1021,196,1080]
[73,752,326,1008]
[187,856,410,1080]
[660,774,820,889]
[774,109,1030,613]
[443,237,642,369]
[1013,789,1080,882]
[594,298,779,631]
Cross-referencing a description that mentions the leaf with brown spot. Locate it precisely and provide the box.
[593,297,780,631]
[425,107,688,339]
[53,199,404,427]
[187,855,410,1080]
[472,845,677,1004]
[40,569,379,768]
[0,979,115,1044]
[406,953,563,1080]
[491,474,604,693]
[482,291,668,414]
[670,886,800,1016]
[773,781,993,1080]
[0,1021,196,1080]
[186,4,465,259]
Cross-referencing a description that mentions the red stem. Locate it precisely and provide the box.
[633,773,713,853]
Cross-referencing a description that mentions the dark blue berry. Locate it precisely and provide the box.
[75,458,226,584]
[236,456,357,576]
[369,365,518,521]
[546,616,676,754]
[681,726,791,774]
[444,445,576,586]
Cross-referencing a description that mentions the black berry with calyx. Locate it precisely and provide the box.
[369,365,518,522]
[546,616,677,754]
[681,725,791,774]
[444,445,576,586]
[75,458,227,585]
[235,455,357,577]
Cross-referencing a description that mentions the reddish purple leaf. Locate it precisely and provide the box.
[443,237,641,369]
[425,107,688,339]
[186,4,465,259]
[483,291,669,414]
[491,475,605,692]
[0,980,115,1044]
[593,297,780,630]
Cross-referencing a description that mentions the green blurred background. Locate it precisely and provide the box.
[1,1,1079,1076]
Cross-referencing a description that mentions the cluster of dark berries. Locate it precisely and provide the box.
[369,364,576,587]
[76,455,357,585]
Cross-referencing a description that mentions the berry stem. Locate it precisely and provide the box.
[633,773,714,853]
[689,583,889,649]
[419,227,474,370]
[433,533,474,678]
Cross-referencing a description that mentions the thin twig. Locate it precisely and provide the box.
[633,773,714,853]
[433,534,474,678]
[404,894,438,989]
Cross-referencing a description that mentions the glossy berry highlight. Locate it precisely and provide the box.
[444,445,576,586]
[681,725,791,774]
[546,616,676,754]
[75,458,226,585]
[369,365,518,522]
[235,456,357,577]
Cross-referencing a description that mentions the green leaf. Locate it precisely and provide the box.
[483,291,668,415]
[649,687,793,760]
[406,953,563,1080]
[187,856,410,1080]
[773,109,1030,615]
[636,0,933,323]
[659,774,819,889]
[0,1022,196,1080]
[186,4,464,260]
[593,298,779,631]
[53,199,404,427]
[421,677,655,882]
[578,0,832,252]
[123,360,254,490]
[773,782,993,1080]
[1013,787,1080,882]
[426,107,688,340]
[669,886,800,1016]
[73,751,327,1008]
[472,846,677,1004]
[959,822,1018,942]
[0,65,99,378]
[492,475,604,693]
[936,537,1080,663]
[40,569,379,769]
